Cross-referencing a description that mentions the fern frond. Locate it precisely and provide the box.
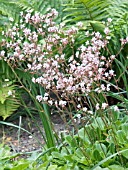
[0,99,20,120]
[0,80,20,120]
[62,0,128,33]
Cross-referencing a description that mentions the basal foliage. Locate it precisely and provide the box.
[0,114,128,169]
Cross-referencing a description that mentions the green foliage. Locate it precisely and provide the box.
[0,144,54,170]
[0,114,128,169]
[45,114,128,169]
[0,1,127,169]
[0,80,20,120]
[0,0,64,38]
[0,60,20,120]
[62,0,128,28]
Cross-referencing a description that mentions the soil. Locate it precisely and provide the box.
[0,113,67,153]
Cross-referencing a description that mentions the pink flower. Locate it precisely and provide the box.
[102,103,108,109]
[109,70,114,76]
[83,107,87,112]
[9,17,14,22]
[77,22,83,27]
[110,55,115,60]
[1,50,5,56]
[104,27,110,35]
[114,106,119,112]
[101,84,106,91]
[59,100,67,107]
[96,103,100,110]
[36,95,42,102]
[107,18,112,23]
[32,77,36,83]
[62,38,68,45]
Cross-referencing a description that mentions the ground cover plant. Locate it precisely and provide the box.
[0,1,128,170]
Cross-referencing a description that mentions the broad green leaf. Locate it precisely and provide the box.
[92,148,128,169]
[108,165,125,170]
[117,130,126,144]
[93,149,102,161]
[93,166,109,170]
[52,152,63,160]
[121,123,128,136]
[48,165,58,170]
[11,162,29,170]
[121,148,128,159]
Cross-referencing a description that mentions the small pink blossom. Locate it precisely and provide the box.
[77,104,81,108]
[77,22,83,27]
[107,84,111,91]
[83,107,87,112]
[101,84,106,91]
[109,70,114,76]
[110,55,115,60]
[48,100,53,105]
[104,27,110,35]
[107,18,112,23]
[96,103,100,110]
[59,100,67,107]
[9,17,14,22]
[8,90,12,96]
[1,50,5,56]
[102,103,108,109]
[36,95,42,102]
[114,106,119,112]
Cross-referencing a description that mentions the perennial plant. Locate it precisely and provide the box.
[0,8,128,169]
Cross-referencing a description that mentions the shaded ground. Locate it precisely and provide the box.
[0,113,67,153]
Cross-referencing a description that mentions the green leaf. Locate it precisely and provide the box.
[117,130,126,144]
[93,149,102,161]
[92,148,128,169]
[93,166,109,170]
[90,21,105,33]
[52,152,63,160]
[0,81,19,119]
[92,117,105,130]
[48,165,58,170]
[78,127,91,144]
[0,145,11,160]
[121,123,128,136]
[109,143,115,154]
[108,165,125,170]
[121,148,128,159]
[11,162,29,170]
[0,99,19,120]
[76,148,84,157]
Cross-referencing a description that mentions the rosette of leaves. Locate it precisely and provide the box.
[0,79,20,120]
[46,113,128,169]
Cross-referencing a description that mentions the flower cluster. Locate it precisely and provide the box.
[1,10,127,117]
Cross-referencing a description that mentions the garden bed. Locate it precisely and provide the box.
[0,113,66,153]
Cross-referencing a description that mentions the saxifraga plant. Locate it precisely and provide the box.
[0,9,128,165]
